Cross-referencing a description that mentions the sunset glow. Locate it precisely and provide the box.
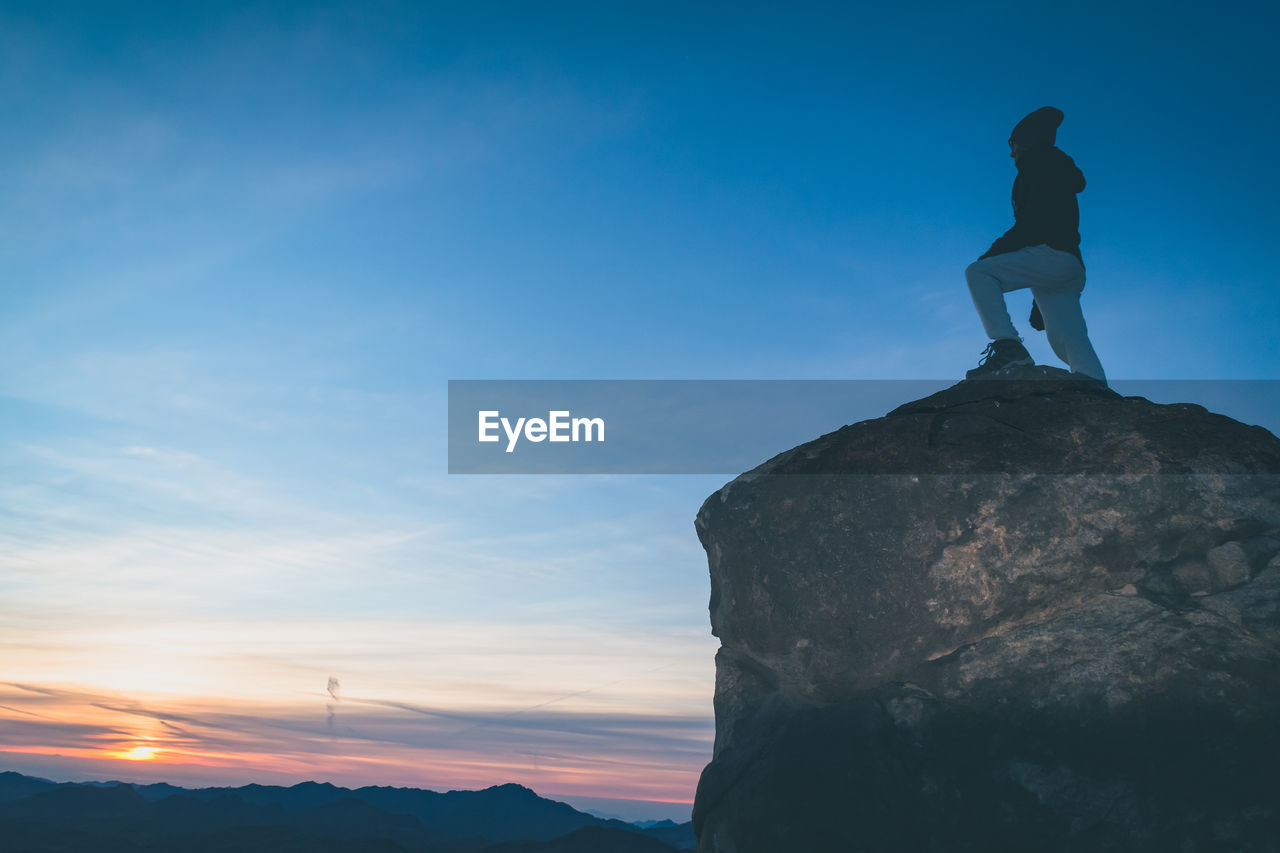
[120,746,159,761]
[0,630,715,809]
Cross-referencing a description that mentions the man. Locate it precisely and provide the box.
[964,106,1106,383]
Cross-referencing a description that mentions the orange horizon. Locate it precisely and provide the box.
[0,682,707,809]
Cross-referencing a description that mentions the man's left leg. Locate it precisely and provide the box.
[965,255,1025,342]
[965,251,1040,377]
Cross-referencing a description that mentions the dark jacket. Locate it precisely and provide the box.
[980,145,1086,265]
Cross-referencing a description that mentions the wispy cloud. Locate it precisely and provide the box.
[0,677,712,802]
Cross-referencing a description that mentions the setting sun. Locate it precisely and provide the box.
[121,746,159,761]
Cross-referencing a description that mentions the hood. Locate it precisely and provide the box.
[1010,106,1064,147]
[1016,146,1086,193]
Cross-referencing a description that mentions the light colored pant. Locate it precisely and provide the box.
[965,245,1106,382]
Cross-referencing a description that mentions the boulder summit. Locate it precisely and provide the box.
[693,368,1280,852]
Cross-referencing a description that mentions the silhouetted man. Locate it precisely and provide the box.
[965,107,1106,383]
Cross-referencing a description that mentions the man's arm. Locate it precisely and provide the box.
[978,226,1024,260]
[977,158,1051,260]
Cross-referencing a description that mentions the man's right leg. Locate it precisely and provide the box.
[1031,285,1107,383]
[1011,246,1107,382]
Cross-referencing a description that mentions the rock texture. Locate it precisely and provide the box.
[692,368,1280,852]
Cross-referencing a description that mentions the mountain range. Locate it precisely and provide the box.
[0,771,694,852]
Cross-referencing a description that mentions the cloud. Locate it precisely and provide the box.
[0,679,712,801]
[121,445,200,467]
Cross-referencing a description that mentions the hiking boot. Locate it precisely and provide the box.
[966,338,1034,379]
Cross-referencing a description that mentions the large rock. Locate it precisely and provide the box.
[692,368,1280,852]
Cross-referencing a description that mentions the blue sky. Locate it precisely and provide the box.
[2,0,1278,822]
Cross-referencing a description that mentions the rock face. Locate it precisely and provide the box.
[692,368,1280,852]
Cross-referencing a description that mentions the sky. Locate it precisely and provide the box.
[2,0,1278,823]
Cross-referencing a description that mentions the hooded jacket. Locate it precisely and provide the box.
[979,145,1087,265]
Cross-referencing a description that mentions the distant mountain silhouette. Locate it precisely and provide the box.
[0,771,695,852]
[0,770,59,800]
[484,825,683,852]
